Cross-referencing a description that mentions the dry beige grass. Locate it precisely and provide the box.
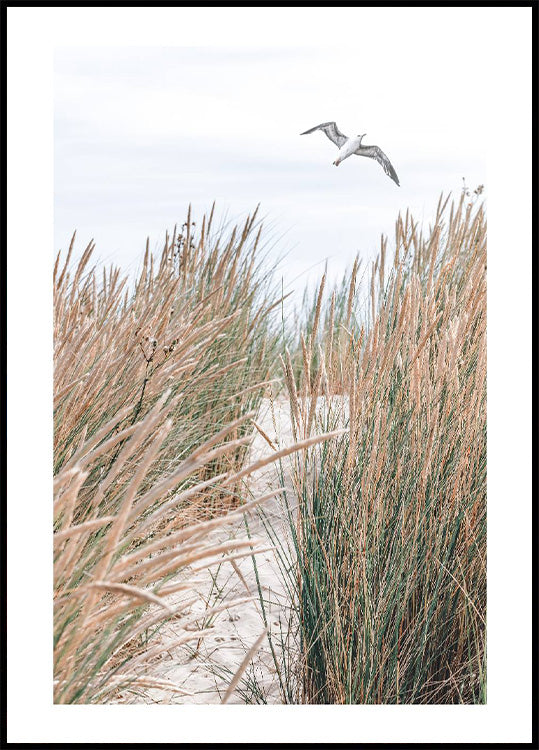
[53,207,342,703]
[53,208,283,702]
[54,193,487,705]
[272,192,487,703]
[54,206,280,517]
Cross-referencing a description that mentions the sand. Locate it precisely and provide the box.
[117,395,348,705]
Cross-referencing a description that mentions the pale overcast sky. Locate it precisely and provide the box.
[55,22,489,296]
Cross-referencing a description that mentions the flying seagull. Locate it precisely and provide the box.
[300,121,400,186]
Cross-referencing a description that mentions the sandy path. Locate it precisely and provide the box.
[118,396,347,704]
[117,398,296,704]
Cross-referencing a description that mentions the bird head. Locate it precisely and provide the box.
[357,133,367,143]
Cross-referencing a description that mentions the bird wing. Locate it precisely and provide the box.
[300,121,348,148]
[358,145,400,186]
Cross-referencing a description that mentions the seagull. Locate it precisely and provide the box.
[300,121,400,186]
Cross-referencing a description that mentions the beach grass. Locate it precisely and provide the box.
[54,192,486,704]
[53,207,288,702]
[266,192,486,703]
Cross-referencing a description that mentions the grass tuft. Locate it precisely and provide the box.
[270,192,486,704]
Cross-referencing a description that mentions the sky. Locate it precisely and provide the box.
[55,31,488,298]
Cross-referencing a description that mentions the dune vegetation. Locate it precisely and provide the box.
[53,192,486,704]
[265,192,487,704]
